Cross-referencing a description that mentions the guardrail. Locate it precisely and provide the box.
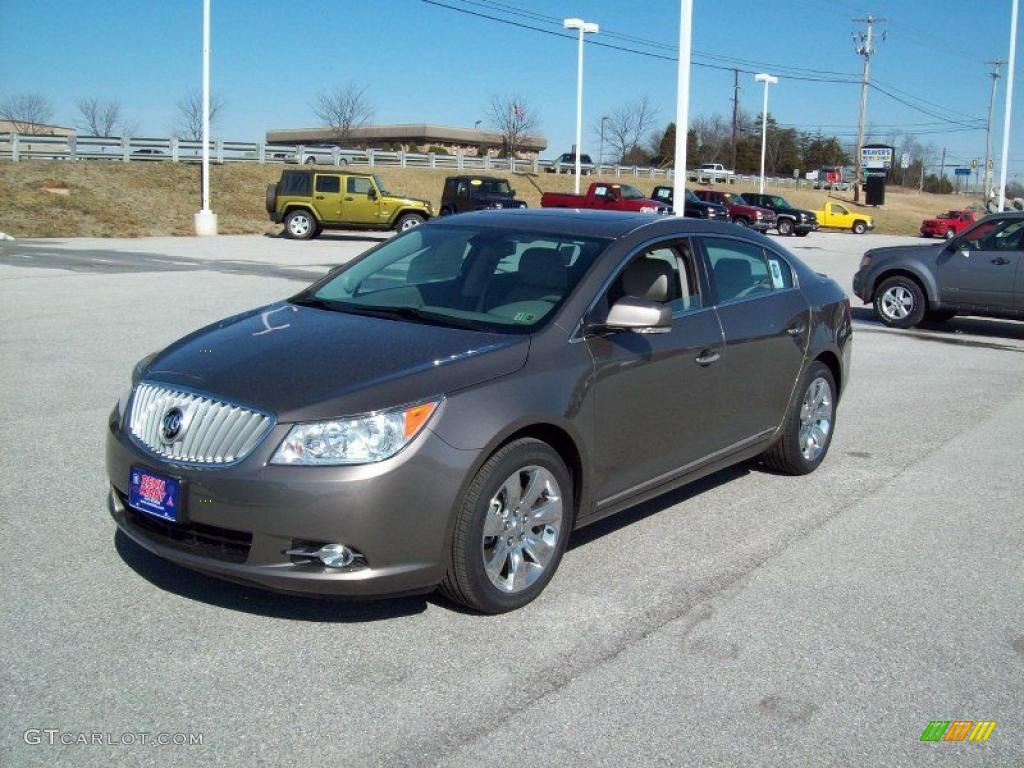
[0,132,810,188]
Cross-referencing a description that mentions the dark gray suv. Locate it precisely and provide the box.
[108,209,851,613]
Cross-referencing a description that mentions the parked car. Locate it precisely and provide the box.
[695,163,734,182]
[131,148,166,160]
[743,193,818,237]
[108,209,850,613]
[545,152,594,174]
[440,175,527,215]
[853,212,1024,328]
[920,209,977,239]
[692,189,776,232]
[541,181,670,214]
[282,145,348,165]
[650,185,728,220]
[266,169,432,239]
[813,201,874,234]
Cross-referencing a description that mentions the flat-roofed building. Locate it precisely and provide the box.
[265,123,547,159]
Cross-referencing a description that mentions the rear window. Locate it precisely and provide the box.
[279,171,311,197]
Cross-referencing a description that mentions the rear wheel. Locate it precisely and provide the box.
[395,212,426,232]
[852,220,867,234]
[874,275,926,328]
[777,218,794,236]
[283,209,317,240]
[440,439,572,613]
[762,361,836,475]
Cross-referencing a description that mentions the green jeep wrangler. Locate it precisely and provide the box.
[266,169,433,239]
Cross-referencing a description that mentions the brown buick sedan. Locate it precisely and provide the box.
[107,209,851,613]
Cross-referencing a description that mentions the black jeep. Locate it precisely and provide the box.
[440,176,527,216]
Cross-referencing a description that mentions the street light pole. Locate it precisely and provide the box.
[754,73,778,195]
[671,0,693,216]
[194,0,217,235]
[564,17,599,194]
[598,115,608,173]
[997,0,1019,211]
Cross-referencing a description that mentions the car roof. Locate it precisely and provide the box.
[444,175,505,182]
[426,208,753,239]
[283,168,373,178]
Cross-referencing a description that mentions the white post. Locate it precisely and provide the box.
[755,73,778,195]
[998,0,1019,211]
[574,26,584,193]
[194,0,217,235]
[672,0,692,215]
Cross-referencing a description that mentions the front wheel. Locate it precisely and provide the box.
[440,439,572,613]
[732,216,749,227]
[777,218,794,236]
[395,212,426,232]
[283,209,317,240]
[852,220,867,234]
[874,275,926,328]
[762,361,837,475]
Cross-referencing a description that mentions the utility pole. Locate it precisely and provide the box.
[730,68,740,172]
[997,0,1019,211]
[939,146,946,183]
[852,15,885,203]
[918,150,927,194]
[982,60,1003,203]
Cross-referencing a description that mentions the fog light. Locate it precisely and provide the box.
[316,543,355,568]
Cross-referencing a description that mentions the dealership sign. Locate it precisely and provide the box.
[860,145,894,170]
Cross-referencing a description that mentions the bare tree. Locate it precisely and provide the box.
[76,98,123,137]
[691,114,732,164]
[599,96,659,163]
[486,94,540,157]
[311,84,374,145]
[173,88,225,141]
[0,93,54,133]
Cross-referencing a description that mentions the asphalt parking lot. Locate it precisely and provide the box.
[1,229,1021,767]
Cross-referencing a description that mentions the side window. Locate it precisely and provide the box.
[607,240,703,314]
[832,204,849,215]
[987,220,1024,250]
[703,237,773,302]
[593,185,608,198]
[315,175,340,193]
[347,176,373,195]
[456,180,469,197]
[279,171,311,196]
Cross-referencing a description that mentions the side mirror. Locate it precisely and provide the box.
[367,187,378,200]
[600,298,672,334]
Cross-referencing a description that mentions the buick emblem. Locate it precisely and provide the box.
[159,406,186,444]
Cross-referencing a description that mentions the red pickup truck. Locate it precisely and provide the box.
[540,182,670,214]
[919,209,976,239]
[691,189,776,232]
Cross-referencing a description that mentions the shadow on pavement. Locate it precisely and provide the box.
[263,231,388,243]
[115,530,429,622]
[852,306,1024,346]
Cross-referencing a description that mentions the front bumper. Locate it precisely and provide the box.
[752,220,774,232]
[106,409,477,597]
[851,268,871,302]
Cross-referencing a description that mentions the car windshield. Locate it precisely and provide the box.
[618,184,645,200]
[373,174,391,196]
[475,180,511,195]
[938,211,958,219]
[685,189,701,203]
[726,193,746,204]
[300,225,609,332]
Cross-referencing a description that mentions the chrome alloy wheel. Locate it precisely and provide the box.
[482,466,563,594]
[288,213,313,237]
[399,216,422,232]
[880,284,914,321]
[799,376,833,462]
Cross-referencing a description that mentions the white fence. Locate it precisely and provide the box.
[0,132,811,189]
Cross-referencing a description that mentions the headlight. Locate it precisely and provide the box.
[755,211,763,219]
[270,398,442,466]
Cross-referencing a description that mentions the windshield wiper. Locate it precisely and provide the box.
[340,304,488,330]
[290,296,345,312]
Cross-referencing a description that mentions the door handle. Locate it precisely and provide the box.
[991,257,1011,265]
[787,323,806,336]
[695,350,720,366]
[315,195,325,200]
[344,196,354,201]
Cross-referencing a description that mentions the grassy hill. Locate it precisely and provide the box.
[0,160,981,238]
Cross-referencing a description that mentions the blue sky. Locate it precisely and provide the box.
[1,0,1020,176]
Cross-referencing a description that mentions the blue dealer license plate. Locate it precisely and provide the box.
[128,466,181,523]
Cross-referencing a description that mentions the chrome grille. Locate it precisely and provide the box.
[128,383,274,465]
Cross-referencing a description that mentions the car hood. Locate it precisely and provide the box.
[865,242,945,264]
[383,194,431,208]
[142,303,529,422]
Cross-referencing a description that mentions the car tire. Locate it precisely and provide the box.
[732,216,749,227]
[265,183,278,214]
[439,207,453,217]
[874,274,926,328]
[439,439,573,613]
[762,361,837,476]
[852,220,867,234]
[395,212,426,232]
[925,308,957,323]
[921,232,932,238]
[777,218,794,236]
[795,230,809,237]
[304,156,316,165]
[944,228,956,240]
[283,209,317,240]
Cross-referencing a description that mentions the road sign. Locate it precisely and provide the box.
[900,152,910,169]
[954,167,971,176]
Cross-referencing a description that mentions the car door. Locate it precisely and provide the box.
[312,174,343,221]
[938,218,1024,308]
[585,238,726,503]
[341,175,383,225]
[697,235,810,446]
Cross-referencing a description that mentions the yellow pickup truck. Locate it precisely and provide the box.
[813,201,874,234]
